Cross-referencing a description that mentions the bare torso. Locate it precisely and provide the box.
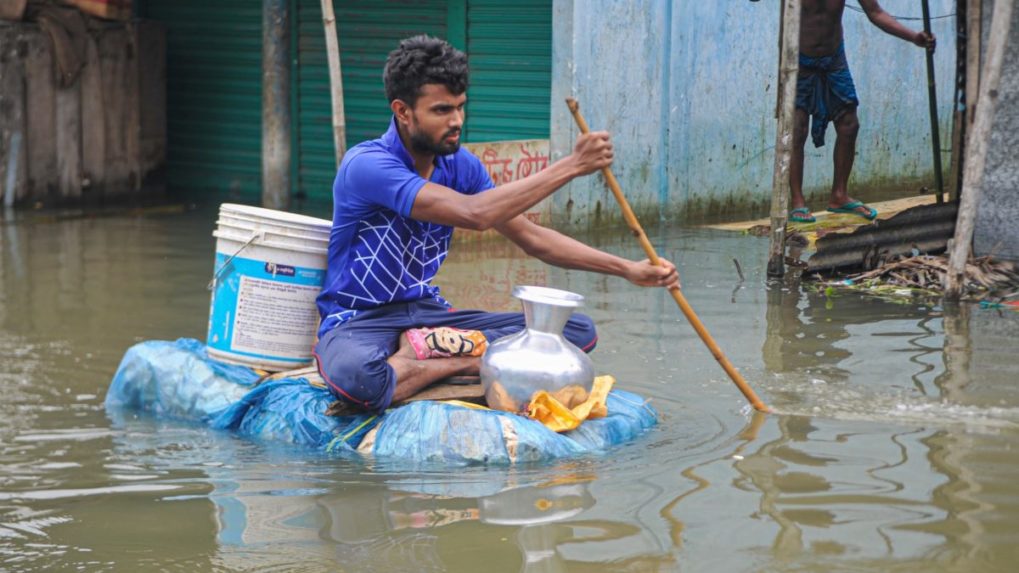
[800,0,846,57]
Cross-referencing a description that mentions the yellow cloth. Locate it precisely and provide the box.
[527,375,615,433]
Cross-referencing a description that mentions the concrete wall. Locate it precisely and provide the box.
[974,0,1019,261]
[550,0,957,229]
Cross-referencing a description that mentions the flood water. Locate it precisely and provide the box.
[2,204,1019,572]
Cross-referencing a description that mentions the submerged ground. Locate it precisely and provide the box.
[1,204,1018,572]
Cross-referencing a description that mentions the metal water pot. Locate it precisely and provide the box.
[480,286,595,412]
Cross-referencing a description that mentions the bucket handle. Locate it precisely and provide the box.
[207,231,264,290]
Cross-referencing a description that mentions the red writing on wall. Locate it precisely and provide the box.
[478,144,550,186]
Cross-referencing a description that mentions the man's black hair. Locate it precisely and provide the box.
[383,35,469,106]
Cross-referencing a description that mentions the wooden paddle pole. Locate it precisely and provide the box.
[565,97,770,413]
[921,0,945,204]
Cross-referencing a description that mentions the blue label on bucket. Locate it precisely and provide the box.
[265,262,296,277]
[207,253,325,364]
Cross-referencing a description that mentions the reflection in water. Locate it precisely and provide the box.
[660,410,767,548]
[763,279,852,384]
[750,276,1019,568]
[317,477,599,572]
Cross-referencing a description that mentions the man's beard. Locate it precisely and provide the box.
[409,127,461,156]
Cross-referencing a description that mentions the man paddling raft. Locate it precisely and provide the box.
[788,0,936,224]
[314,35,679,414]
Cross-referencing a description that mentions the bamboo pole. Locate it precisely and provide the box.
[565,98,770,413]
[921,0,945,204]
[767,0,801,277]
[945,0,1014,299]
[321,0,347,165]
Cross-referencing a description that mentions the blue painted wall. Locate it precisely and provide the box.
[550,0,958,228]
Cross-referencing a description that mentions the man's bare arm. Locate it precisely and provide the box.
[409,132,613,231]
[495,214,680,289]
[858,0,936,49]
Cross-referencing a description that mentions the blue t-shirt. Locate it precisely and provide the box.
[316,118,495,336]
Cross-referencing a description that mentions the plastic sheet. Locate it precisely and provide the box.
[105,339,658,464]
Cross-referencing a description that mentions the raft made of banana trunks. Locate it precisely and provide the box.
[105,339,659,464]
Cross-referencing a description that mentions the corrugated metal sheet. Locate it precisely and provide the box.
[295,0,448,200]
[465,0,551,142]
[806,203,959,274]
[141,1,263,198]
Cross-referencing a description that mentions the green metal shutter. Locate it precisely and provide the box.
[140,1,263,199]
[295,0,448,201]
[464,0,551,142]
[293,0,551,200]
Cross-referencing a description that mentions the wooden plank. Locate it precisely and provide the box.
[399,380,485,404]
[23,31,58,202]
[123,27,141,193]
[134,21,166,182]
[0,28,28,206]
[80,34,105,192]
[55,81,82,200]
[264,364,489,417]
[326,381,486,417]
[704,195,939,232]
[99,29,129,195]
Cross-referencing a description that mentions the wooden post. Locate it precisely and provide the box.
[767,0,800,277]
[262,0,291,210]
[24,33,58,202]
[81,34,105,194]
[55,81,82,200]
[321,0,347,165]
[945,0,1014,299]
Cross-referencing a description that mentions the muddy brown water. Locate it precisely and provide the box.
[1,205,1018,572]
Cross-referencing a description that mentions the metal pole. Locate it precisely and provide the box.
[921,0,945,204]
[945,0,1014,299]
[321,0,347,166]
[262,0,291,210]
[767,0,800,277]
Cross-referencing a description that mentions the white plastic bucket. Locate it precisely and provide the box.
[206,204,332,371]
[217,203,332,241]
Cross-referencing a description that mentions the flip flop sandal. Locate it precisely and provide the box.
[826,201,877,220]
[405,327,488,360]
[789,207,816,223]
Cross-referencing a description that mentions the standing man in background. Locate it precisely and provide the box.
[788,0,936,223]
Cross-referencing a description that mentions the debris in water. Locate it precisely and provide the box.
[819,254,1019,302]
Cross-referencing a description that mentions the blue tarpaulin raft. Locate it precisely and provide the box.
[105,339,659,464]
